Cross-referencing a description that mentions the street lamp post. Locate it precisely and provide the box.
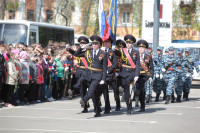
[153,0,160,53]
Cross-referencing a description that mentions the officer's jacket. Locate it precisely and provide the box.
[164,54,178,74]
[106,48,118,77]
[184,55,199,74]
[119,48,140,77]
[74,47,107,81]
[140,53,154,79]
[176,56,188,76]
[153,54,164,74]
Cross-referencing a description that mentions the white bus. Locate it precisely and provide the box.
[0,20,74,47]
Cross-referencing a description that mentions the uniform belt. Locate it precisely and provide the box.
[88,67,102,71]
[115,69,120,71]
[140,71,146,74]
[77,66,87,69]
[168,67,174,71]
[122,64,133,69]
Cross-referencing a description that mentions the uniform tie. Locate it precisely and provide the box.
[94,50,97,58]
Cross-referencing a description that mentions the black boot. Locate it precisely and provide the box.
[185,92,189,101]
[146,95,150,103]
[163,92,166,100]
[165,95,170,104]
[183,91,186,99]
[155,93,160,102]
[176,95,181,102]
[81,108,88,113]
[171,95,175,103]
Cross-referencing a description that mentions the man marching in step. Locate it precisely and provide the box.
[135,40,154,112]
[118,35,140,114]
[100,36,118,114]
[66,36,90,113]
[73,35,107,117]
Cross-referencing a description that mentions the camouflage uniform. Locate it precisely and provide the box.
[152,47,165,102]
[183,48,200,100]
[175,49,188,102]
[163,47,178,104]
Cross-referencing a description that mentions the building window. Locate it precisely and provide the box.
[122,12,130,24]
[180,30,187,36]
[9,10,15,19]
[46,10,53,22]
[27,10,34,21]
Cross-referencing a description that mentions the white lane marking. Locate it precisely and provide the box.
[153,105,200,109]
[0,116,157,124]
[151,113,183,116]
[0,128,106,133]
[21,107,81,111]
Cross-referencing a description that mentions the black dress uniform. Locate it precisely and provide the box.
[66,36,90,113]
[74,35,107,117]
[101,36,118,113]
[118,35,140,114]
[135,40,154,112]
[0,45,5,104]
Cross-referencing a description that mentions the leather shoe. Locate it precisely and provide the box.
[94,112,101,117]
[138,108,145,112]
[81,108,88,113]
[104,110,110,114]
[115,108,120,111]
[126,109,132,114]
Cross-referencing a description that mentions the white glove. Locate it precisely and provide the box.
[198,72,200,77]
[186,73,191,77]
[101,47,106,51]
[155,73,159,78]
[134,76,139,84]
[115,72,119,77]
[81,43,90,49]
[65,67,69,71]
[149,77,153,84]
[162,68,166,73]
[66,44,70,49]
[107,71,109,74]
[112,45,116,51]
[99,80,105,84]
[160,74,163,79]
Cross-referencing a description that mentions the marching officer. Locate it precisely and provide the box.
[153,46,165,102]
[162,46,178,104]
[135,40,154,112]
[118,35,140,114]
[74,35,107,117]
[175,49,188,102]
[66,36,90,113]
[145,43,154,103]
[101,36,118,113]
[183,48,200,101]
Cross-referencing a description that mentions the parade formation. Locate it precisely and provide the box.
[0,33,199,118]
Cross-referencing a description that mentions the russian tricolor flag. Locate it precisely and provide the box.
[98,0,106,37]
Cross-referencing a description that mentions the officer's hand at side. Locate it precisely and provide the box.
[66,44,70,49]
[149,77,153,84]
[186,73,190,77]
[134,76,139,84]
[115,72,119,77]
[99,80,105,84]
[81,43,90,49]
[160,74,163,79]
[162,68,166,73]
[155,73,159,78]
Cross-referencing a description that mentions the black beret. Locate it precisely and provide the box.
[78,36,89,44]
[124,35,136,43]
[90,35,102,46]
[116,39,126,48]
[137,39,148,48]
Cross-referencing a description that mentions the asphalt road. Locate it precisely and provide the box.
[0,87,200,133]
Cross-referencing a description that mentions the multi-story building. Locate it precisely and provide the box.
[2,0,200,40]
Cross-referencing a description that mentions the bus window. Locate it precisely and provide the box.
[0,24,2,40]
[55,29,62,42]
[3,24,27,45]
[39,27,48,47]
[29,31,36,45]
